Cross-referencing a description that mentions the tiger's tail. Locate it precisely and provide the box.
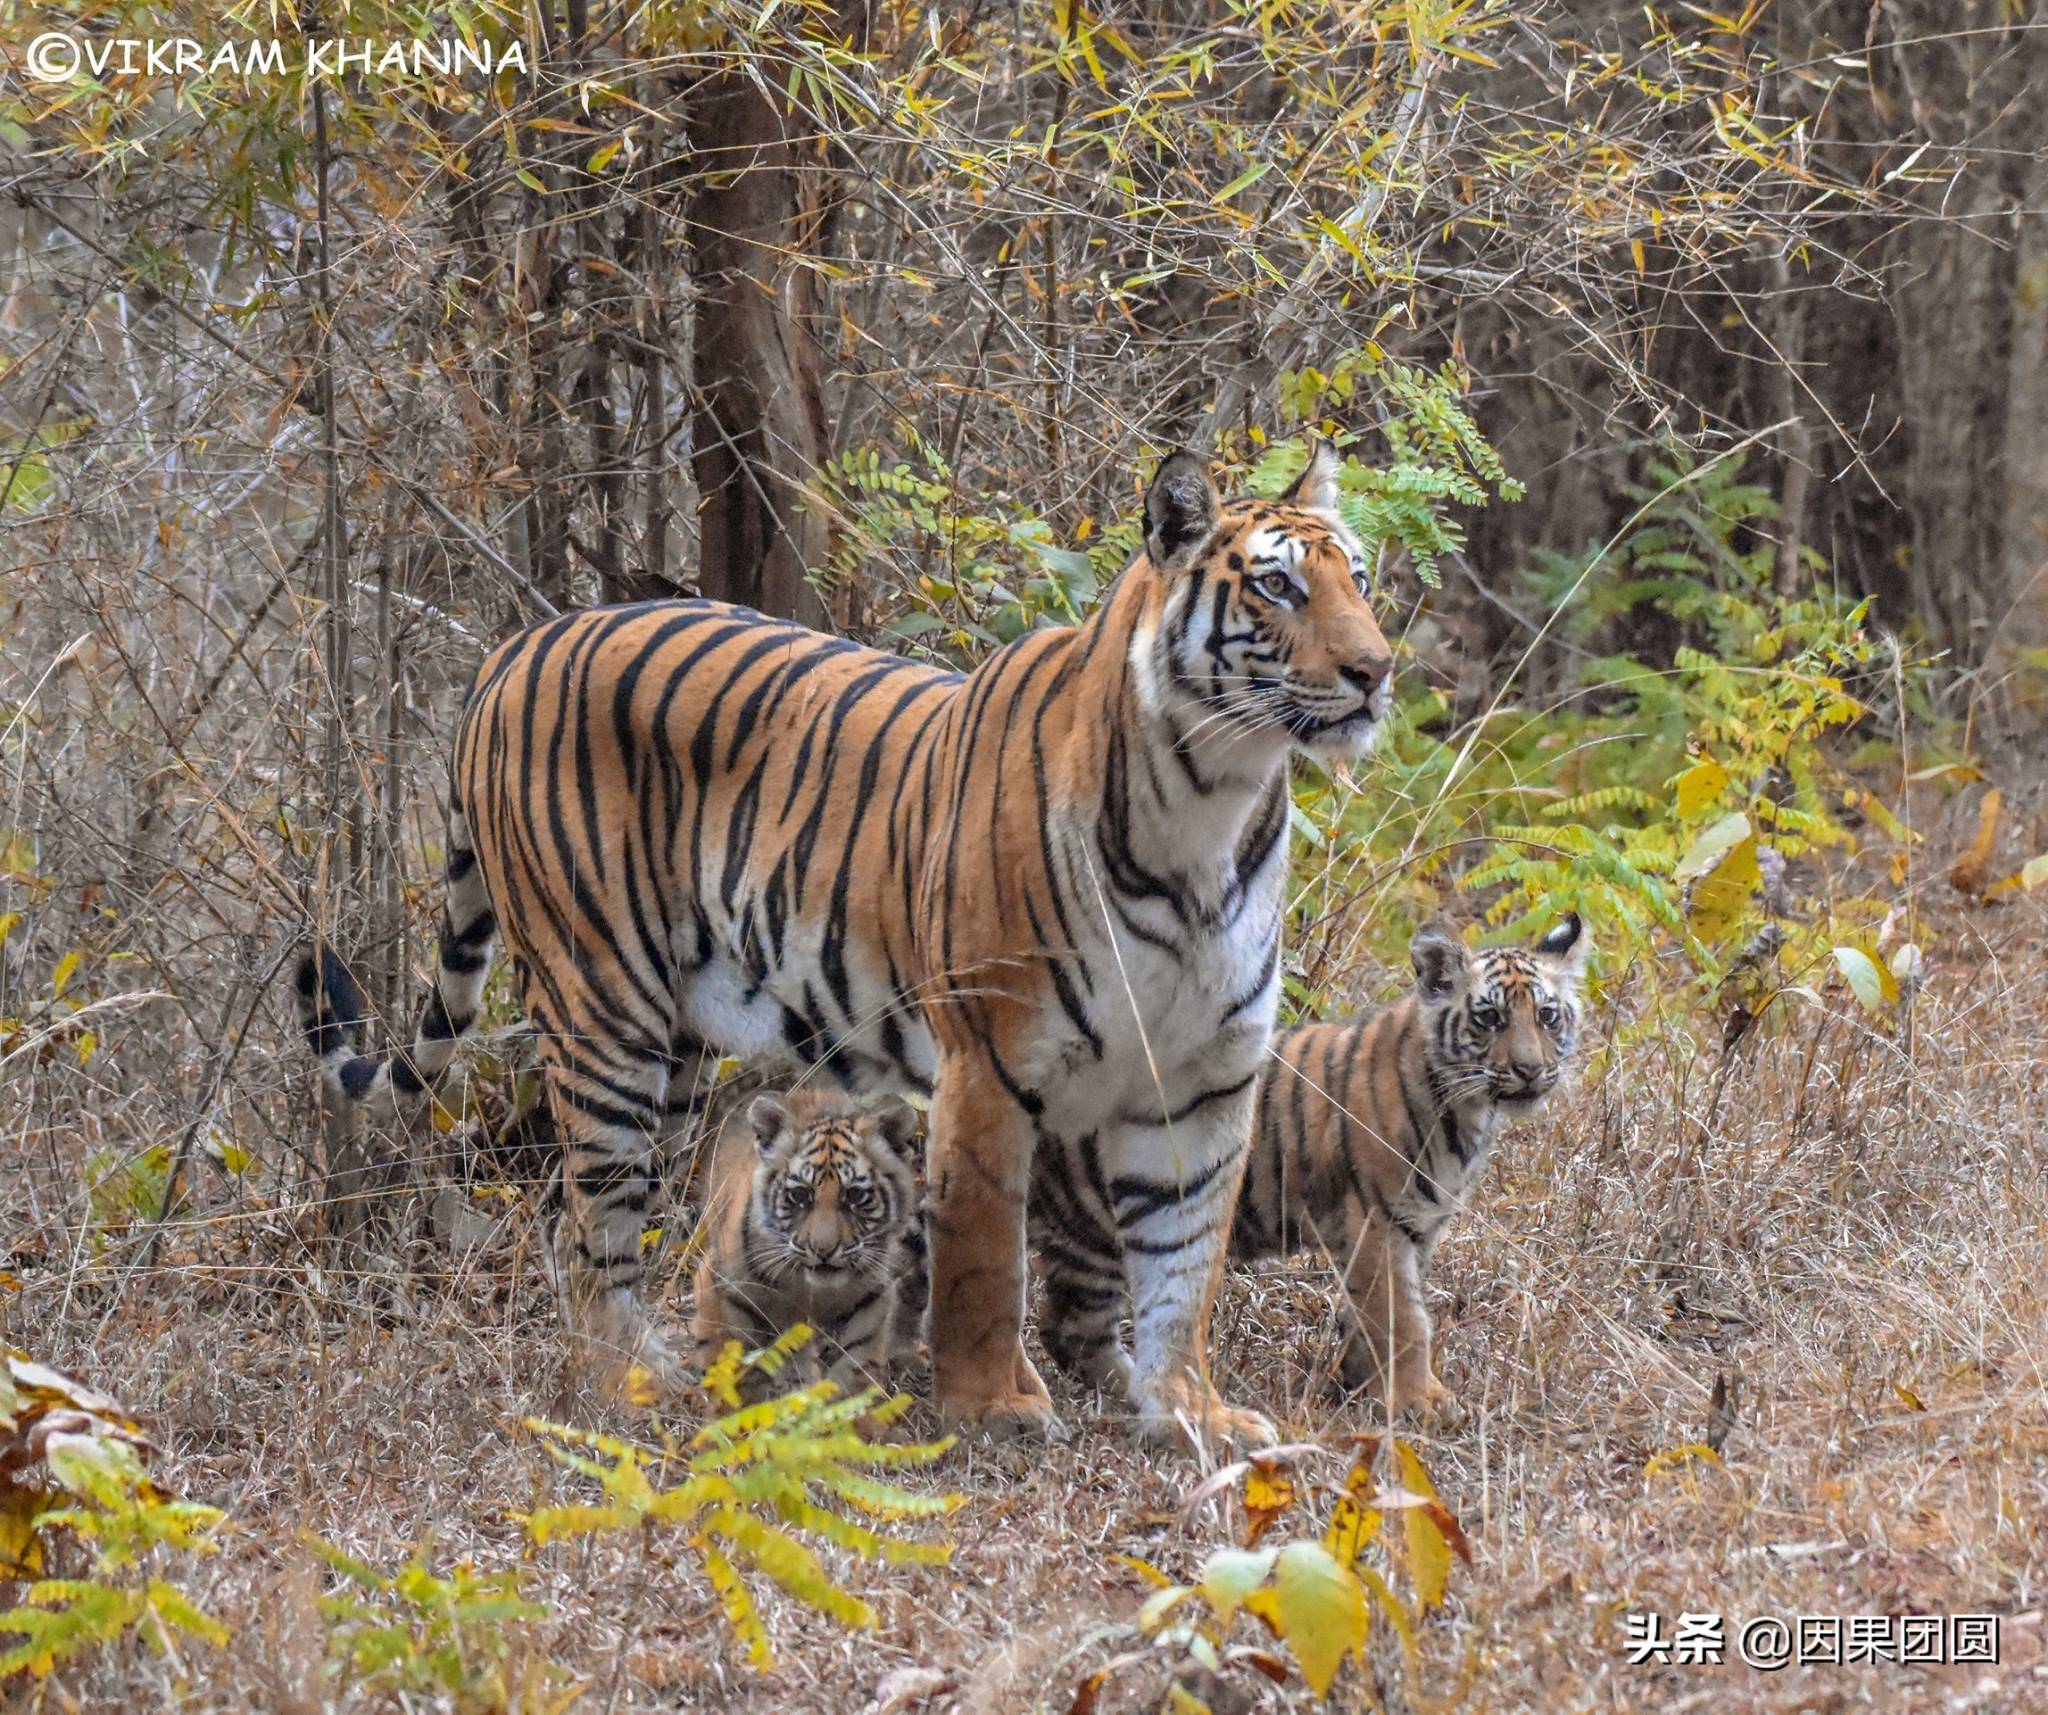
[295,808,497,1116]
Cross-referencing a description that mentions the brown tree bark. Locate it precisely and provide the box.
[1880,1,2042,656]
[682,26,856,627]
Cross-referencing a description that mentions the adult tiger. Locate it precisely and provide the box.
[298,441,1393,1444]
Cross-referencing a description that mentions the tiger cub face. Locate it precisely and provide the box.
[1141,440,1395,762]
[1411,915,1589,1108]
[746,1089,922,1283]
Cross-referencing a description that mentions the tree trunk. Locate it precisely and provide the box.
[1878,0,2042,656]
[683,34,852,626]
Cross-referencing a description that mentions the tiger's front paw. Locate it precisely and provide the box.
[941,1390,1068,1444]
[1135,1375,1277,1453]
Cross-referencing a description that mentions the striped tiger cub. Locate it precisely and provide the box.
[1232,916,1588,1415]
[693,1087,926,1395]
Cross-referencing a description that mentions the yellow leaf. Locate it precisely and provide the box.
[73,1029,96,1067]
[1394,1441,1451,1613]
[0,1484,47,1577]
[50,949,80,998]
[1678,812,1760,944]
[1985,851,2048,900]
[1115,1552,1174,1590]
[1241,1461,1295,1546]
[1949,788,2001,897]
[0,912,19,950]
[623,1364,659,1407]
[1675,809,1752,883]
[1246,1542,1367,1697]
[1672,757,1729,818]
[1138,1583,1193,1635]
[698,1538,775,1671]
[585,138,622,173]
[1630,237,1646,274]
[1894,1383,1924,1412]
[1323,1462,1381,1567]
[1643,1442,1722,1478]
[429,1101,459,1134]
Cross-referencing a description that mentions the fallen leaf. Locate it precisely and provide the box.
[1949,788,2002,896]
[864,1666,959,1714]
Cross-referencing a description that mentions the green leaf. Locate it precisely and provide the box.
[1831,946,1896,1012]
[1196,1547,1275,1625]
[1209,160,1273,205]
[1674,810,1752,884]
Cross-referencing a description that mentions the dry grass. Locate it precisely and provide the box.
[6,849,2047,1714]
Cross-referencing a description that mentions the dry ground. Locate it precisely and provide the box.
[6,868,2047,1714]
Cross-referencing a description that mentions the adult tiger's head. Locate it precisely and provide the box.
[1411,916,1589,1107]
[1138,438,1394,761]
[745,1089,922,1281]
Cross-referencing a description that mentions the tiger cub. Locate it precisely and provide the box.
[693,1087,926,1393]
[1232,916,1587,1415]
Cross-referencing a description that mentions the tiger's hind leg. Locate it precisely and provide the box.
[1336,1215,1439,1417]
[527,1003,680,1392]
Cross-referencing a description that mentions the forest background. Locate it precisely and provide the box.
[1,1,2045,1710]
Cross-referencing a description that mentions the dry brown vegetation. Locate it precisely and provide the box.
[6,1,2048,1707]
[8,776,2046,1713]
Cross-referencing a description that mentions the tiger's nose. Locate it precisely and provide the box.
[1337,654,1391,696]
[1511,1061,1547,1084]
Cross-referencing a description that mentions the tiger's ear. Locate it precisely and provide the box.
[867,1096,922,1162]
[1281,436,1342,513]
[1410,925,1469,1001]
[748,1095,793,1155]
[1536,912,1589,982]
[1143,450,1222,571]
